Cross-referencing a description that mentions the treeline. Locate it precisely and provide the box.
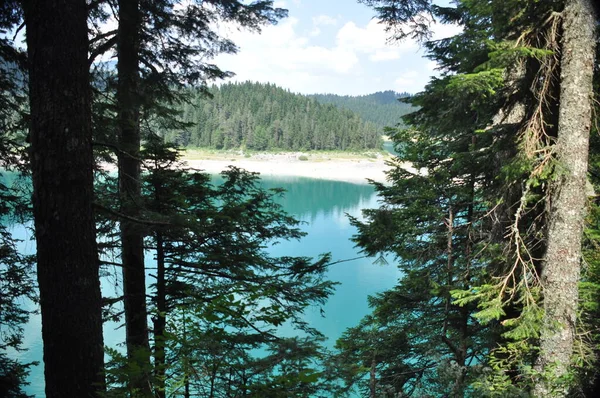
[310,90,414,130]
[162,81,382,151]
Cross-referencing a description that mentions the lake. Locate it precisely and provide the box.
[8,175,400,396]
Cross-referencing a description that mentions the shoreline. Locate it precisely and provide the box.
[101,151,418,185]
[182,156,391,184]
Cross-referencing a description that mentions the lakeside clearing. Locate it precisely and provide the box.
[180,149,394,184]
[99,148,418,184]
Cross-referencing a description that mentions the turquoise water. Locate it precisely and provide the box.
[9,175,400,396]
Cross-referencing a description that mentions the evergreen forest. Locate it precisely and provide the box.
[162,82,383,151]
[2,0,600,397]
[310,90,414,130]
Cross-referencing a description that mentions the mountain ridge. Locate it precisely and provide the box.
[309,90,414,130]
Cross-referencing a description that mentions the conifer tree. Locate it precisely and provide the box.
[115,0,154,394]
[533,1,597,394]
[92,1,289,393]
[139,135,335,396]
[0,56,35,390]
[346,0,599,396]
[21,0,106,396]
[163,82,383,151]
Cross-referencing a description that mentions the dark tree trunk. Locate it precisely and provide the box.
[117,0,152,394]
[452,170,476,398]
[22,0,105,396]
[369,357,377,398]
[154,232,167,398]
[534,0,597,396]
[183,312,191,398]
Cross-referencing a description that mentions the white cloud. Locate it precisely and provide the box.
[426,60,438,71]
[431,21,463,41]
[213,13,444,95]
[214,16,363,93]
[370,49,401,62]
[309,27,321,37]
[336,19,417,59]
[312,14,338,26]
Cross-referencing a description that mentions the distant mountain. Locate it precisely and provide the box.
[310,90,415,131]
[164,81,382,151]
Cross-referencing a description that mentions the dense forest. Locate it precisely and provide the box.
[2,0,600,397]
[162,81,382,151]
[310,90,414,130]
[337,0,600,396]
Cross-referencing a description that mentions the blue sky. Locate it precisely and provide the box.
[215,0,461,95]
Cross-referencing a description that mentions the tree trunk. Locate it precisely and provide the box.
[154,232,167,398]
[183,310,191,398]
[22,0,105,396]
[369,357,377,398]
[117,0,152,394]
[534,0,597,396]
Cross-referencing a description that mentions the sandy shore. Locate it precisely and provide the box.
[184,155,391,184]
[101,152,417,184]
[187,160,388,184]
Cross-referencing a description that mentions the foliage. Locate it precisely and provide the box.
[327,314,410,397]
[0,176,35,398]
[90,1,313,396]
[0,11,35,395]
[165,308,334,397]
[96,135,337,396]
[335,0,599,395]
[161,81,382,151]
[310,90,414,131]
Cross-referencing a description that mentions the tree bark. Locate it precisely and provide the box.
[117,0,152,394]
[369,357,376,398]
[534,0,597,396]
[154,232,167,398]
[22,0,105,396]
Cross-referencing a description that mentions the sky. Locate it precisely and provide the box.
[3,0,459,97]
[214,0,461,96]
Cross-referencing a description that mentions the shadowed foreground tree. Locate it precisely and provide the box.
[21,0,105,396]
[346,0,599,396]
[102,1,288,393]
[115,0,153,395]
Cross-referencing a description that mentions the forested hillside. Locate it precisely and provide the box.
[163,82,382,151]
[311,90,414,129]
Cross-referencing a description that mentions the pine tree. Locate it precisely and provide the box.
[165,82,383,151]
[22,0,105,395]
[345,0,600,395]
[91,2,289,394]
[115,0,154,394]
[90,135,338,396]
[533,1,597,394]
[139,135,335,396]
[0,174,35,397]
